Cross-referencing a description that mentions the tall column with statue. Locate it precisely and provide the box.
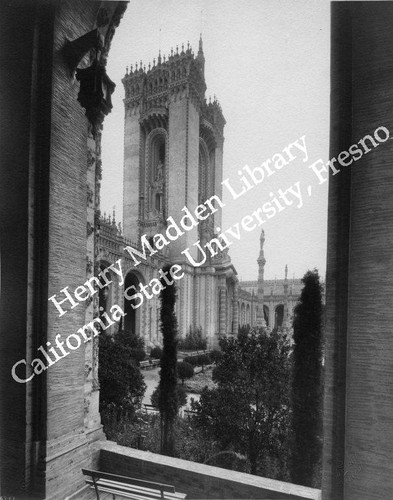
[256,230,266,328]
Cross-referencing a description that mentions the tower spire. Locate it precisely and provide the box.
[197,33,205,75]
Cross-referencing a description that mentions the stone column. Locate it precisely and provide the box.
[283,265,289,330]
[218,280,227,337]
[232,281,239,334]
[256,230,266,327]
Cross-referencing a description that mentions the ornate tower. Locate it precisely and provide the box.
[122,40,225,263]
[121,40,232,342]
[256,229,266,327]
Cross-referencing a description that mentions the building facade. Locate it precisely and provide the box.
[97,39,239,348]
[237,230,303,332]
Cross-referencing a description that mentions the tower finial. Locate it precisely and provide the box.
[158,49,162,64]
[285,264,288,280]
[197,34,205,75]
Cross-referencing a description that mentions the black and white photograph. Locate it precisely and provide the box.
[0,1,392,499]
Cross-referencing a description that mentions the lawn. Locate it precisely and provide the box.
[183,366,216,393]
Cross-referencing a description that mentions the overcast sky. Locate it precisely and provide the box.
[101,0,330,281]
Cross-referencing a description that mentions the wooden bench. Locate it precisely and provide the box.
[82,469,187,500]
[144,403,159,414]
[139,360,151,369]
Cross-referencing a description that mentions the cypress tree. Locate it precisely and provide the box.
[291,269,323,487]
[158,265,179,456]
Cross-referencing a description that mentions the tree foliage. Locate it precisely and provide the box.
[158,265,179,456]
[98,332,146,413]
[116,329,146,361]
[178,326,207,350]
[151,384,187,408]
[192,329,292,475]
[291,269,324,487]
[177,361,194,384]
[150,346,163,359]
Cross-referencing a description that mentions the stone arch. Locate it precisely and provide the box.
[199,138,210,202]
[263,304,269,327]
[145,127,168,218]
[275,304,284,329]
[97,260,113,314]
[226,277,236,333]
[240,302,246,325]
[123,269,146,336]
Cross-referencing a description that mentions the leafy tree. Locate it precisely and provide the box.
[150,346,163,359]
[177,361,194,384]
[192,329,292,475]
[209,349,223,364]
[197,354,210,373]
[178,326,207,350]
[116,329,146,362]
[151,384,187,408]
[98,332,146,414]
[291,269,324,487]
[158,265,179,456]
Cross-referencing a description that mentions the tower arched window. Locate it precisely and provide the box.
[147,131,166,218]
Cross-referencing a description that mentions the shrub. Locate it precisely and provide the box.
[210,349,223,364]
[116,329,146,362]
[177,361,194,384]
[197,354,210,373]
[151,384,187,408]
[132,347,147,362]
[184,355,198,367]
[150,346,163,359]
[178,326,207,351]
[98,332,146,414]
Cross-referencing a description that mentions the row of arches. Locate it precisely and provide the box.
[238,301,284,329]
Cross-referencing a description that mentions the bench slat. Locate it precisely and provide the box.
[88,484,186,500]
[82,469,175,493]
[86,478,164,498]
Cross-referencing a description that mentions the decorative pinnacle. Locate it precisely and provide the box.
[158,50,162,64]
[285,264,288,280]
[198,33,203,53]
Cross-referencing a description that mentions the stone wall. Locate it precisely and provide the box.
[99,442,321,500]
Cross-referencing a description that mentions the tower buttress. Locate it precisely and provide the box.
[256,229,266,327]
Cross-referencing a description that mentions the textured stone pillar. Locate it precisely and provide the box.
[256,230,266,327]
[232,282,239,334]
[219,283,227,337]
[323,4,393,499]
